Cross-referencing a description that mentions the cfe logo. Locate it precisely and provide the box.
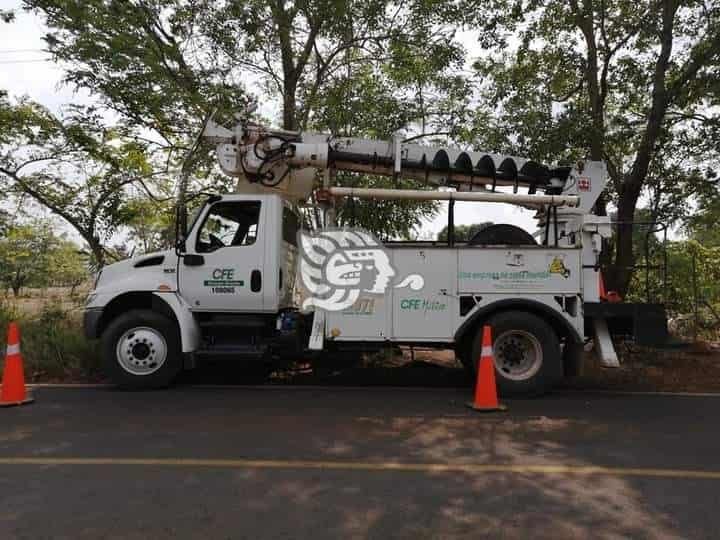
[298,228,424,311]
[204,268,244,290]
[400,298,447,312]
[213,268,234,280]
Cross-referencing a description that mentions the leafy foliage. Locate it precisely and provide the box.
[117,197,177,254]
[0,91,164,265]
[25,0,248,145]
[465,0,720,294]
[623,237,720,336]
[7,0,720,277]
[48,239,91,294]
[331,173,439,239]
[436,222,493,242]
[23,0,467,239]
[0,221,89,296]
[682,172,720,247]
[0,223,55,296]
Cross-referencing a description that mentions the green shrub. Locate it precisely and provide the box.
[0,297,101,382]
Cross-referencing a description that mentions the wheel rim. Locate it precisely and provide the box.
[494,329,543,381]
[115,326,167,376]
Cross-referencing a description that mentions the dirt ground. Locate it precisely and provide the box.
[264,345,720,393]
[560,344,720,393]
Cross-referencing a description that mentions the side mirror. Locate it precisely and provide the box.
[175,237,187,254]
[183,254,205,267]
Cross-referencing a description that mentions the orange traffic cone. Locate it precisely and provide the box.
[467,325,506,412]
[1,322,34,407]
[598,272,608,301]
[599,272,622,303]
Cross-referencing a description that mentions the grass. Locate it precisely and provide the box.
[0,292,102,382]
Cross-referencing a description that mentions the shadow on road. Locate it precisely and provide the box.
[2,386,703,538]
[177,349,470,388]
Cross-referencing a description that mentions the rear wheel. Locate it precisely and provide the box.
[470,311,562,397]
[101,309,182,389]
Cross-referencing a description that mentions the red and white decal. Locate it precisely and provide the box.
[577,177,591,191]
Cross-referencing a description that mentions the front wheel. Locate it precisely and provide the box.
[470,311,562,397]
[101,309,182,389]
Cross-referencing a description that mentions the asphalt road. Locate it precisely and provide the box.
[1,386,720,539]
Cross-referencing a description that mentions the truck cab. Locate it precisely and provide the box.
[84,193,303,388]
[180,193,299,313]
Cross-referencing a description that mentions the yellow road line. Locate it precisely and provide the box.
[0,457,719,479]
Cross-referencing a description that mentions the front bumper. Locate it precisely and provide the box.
[83,308,103,340]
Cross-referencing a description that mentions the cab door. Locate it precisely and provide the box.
[179,199,266,312]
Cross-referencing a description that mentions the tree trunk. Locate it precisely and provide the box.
[282,78,298,131]
[607,188,641,295]
[12,268,22,297]
[573,0,604,161]
[606,0,677,298]
[177,167,190,244]
[89,240,105,269]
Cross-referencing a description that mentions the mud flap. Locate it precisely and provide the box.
[592,318,620,368]
[308,310,325,351]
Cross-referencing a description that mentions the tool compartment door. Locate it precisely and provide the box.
[391,248,455,340]
[458,247,581,294]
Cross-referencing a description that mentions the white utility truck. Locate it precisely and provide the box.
[83,117,668,395]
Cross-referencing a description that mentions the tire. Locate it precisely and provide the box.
[470,310,562,397]
[468,223,538,246]
[101,309,182,389]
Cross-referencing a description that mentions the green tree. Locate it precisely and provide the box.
[24,0,465,238]
[47,239,90,295]
[331,174,439,239]
[466,0,720,295]
[0,92,163,266]
[194,0,466,132]
[24,0,248,147]
[118,196,177,254]
[0,223,55,296]
[24,0,249,228]
[683,172,720,247]
[437,222,493,242]
[636,240,720,333]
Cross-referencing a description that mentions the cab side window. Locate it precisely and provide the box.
[196,201,261,253]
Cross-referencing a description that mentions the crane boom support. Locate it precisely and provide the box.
[203,118,607,213]
[327,187,580,207]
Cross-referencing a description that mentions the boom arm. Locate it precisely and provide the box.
[203,118,607,213]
